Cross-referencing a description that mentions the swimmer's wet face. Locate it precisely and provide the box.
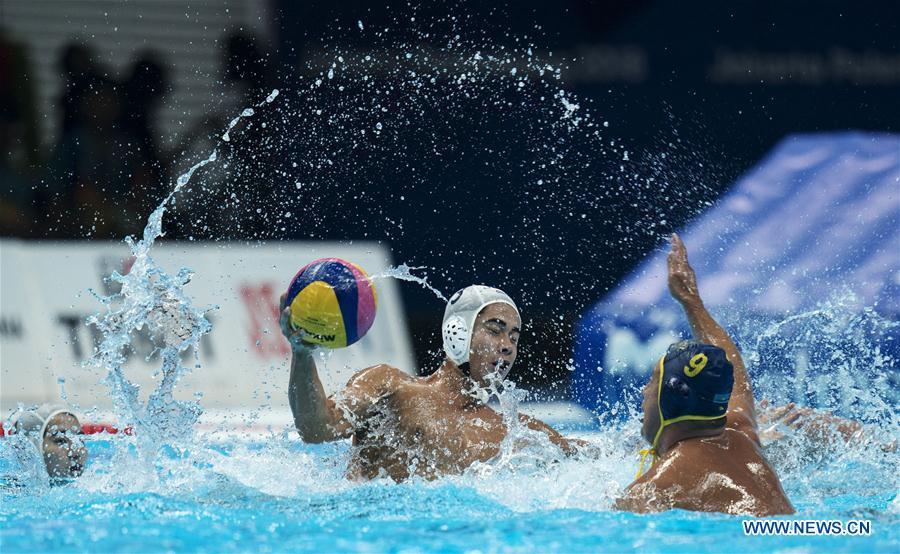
[42,413,87,479]
[466,303,521,387]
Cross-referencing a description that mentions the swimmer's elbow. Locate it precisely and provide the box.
[299,433,328,444]
[295,425,331,444]
[559,438,578,457]
[293,418,336,443]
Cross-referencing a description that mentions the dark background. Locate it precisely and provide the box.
[3,0,899,397]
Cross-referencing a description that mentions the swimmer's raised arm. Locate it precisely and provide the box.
[282,293,395,443]
[282,293,343,442]
[667,234,758,437]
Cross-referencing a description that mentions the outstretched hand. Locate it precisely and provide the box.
[756,400,797,441]
[667,233,701,305]
[756,399,865,443]
[280,292,315,354]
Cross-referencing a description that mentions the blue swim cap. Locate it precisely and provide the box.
[659,340,734,421]
[635,340,735,478]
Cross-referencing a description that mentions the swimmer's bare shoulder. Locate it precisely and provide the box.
[293,363,412,443]
[338,363,414,414]
[345,363,411,390]
[613,454,690,514]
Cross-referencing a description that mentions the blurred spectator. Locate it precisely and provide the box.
[58,43,100,137]
[20,33,283,241]
[38,44,182,239]
[214,30,277,239]
[0,31,40,237]
[162,30,276,241]
[224,31,273,101]
[120,51,171,210]
[41,72,139,238]
[0,98,33,236]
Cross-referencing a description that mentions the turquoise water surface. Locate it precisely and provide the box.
[2,424,896,553]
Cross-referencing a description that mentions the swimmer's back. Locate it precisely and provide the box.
[626,426,794,516]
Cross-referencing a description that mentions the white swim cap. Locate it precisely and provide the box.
[9,404,81,455]
[442,285,520,366]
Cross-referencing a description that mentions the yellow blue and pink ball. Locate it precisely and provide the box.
[286,258,378,348]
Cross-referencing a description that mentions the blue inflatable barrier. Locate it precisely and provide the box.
[572,133,900,422]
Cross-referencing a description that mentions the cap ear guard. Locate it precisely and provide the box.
[442,314,470,365]
[665,376,693,397]
[660,376,697,420]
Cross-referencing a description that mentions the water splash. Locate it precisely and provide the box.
[372,264,448,301]
[222,89,279,142]
[733,290,900,424]
[84,90,281,477]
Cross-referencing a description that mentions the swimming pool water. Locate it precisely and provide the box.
[2,425,897,553]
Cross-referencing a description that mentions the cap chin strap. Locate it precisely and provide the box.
[457,362,471,377]
[635,356,727,479]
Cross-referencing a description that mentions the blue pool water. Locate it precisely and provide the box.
[2,422,897,553]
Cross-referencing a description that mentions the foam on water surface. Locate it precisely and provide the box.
[2,418,897,552]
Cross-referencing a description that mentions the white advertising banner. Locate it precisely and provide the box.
[0,240,415,413]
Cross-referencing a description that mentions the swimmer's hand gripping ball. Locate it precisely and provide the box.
[285,258,377,348]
